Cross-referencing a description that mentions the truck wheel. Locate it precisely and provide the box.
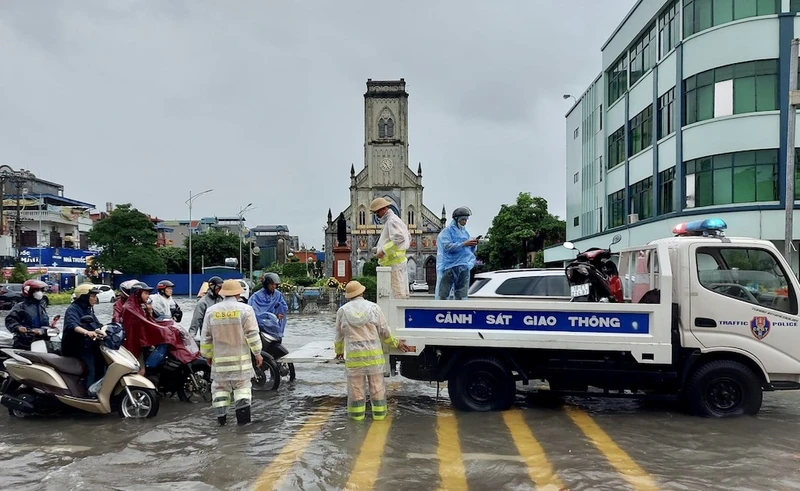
[685,360,762,417]
[448,357,515,412]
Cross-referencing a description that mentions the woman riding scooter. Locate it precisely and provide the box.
[62,283,104,388]
[120,282,197,376]
[5,280,50,350]
[248,273,288,343]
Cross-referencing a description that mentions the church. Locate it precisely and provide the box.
[324,79,446,289]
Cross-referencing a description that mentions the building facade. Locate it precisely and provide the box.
[545,0,800,273]
[324,79,446,286]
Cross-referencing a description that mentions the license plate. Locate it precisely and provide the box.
[571,283,590,297]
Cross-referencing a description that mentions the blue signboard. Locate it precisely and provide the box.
[404,308,650,334]
[18,248,97,268]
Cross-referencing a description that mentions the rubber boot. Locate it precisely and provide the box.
[236,406,251,425]
[217,415,227,426]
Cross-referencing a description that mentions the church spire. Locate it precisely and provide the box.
[327,208,333,224]
[417,162,422,176]
[441,205,447,227]
[350,163,355,176]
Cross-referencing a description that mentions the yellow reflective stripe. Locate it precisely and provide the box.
[345,358,386,369]
[247,338,261,352]
[233,388,251,400]
[383,336,399,348]
[215,364,252,372]
[348,349,384,359]
[214,354,251,363]
[379,241,406,266]
[334,342,344,354]
[200,344,214,358]
[246,333,261,343]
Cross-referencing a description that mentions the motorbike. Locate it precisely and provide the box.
[1,315,61,375]
[251,313,296,391]
[0,323,160,419]
[141,318,212,403]
[563,233,624,303]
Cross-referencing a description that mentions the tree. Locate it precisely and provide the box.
[157,246,189,274]
[10,262,32,283]
[89,204,166,275]
[477,193,566,270]
[362,257,379,277]
[185,230,240,272]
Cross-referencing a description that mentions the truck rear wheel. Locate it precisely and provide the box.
[685,360,762,417]
[448,357,515,412]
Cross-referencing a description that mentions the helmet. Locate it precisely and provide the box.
[130,281,153,293]
[22,280,47,297]
[119,279,139,298]
[157,280,175,291]
[208,276,224,288]
[74,283,101,302]
[262,273,280,288]
[452,206,472,220]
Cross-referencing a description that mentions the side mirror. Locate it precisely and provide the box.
[563,241,576,250]
[611,234,622,246]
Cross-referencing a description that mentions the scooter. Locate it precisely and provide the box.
[0,324,160,419]
[1,315,61,375]
[563,234,624,303]
[252,331,296,391]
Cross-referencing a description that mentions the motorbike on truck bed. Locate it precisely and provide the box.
[362,218,800,418]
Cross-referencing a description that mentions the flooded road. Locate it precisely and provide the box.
[1,297,800,490]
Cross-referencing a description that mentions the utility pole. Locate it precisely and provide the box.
[237,203,253,275]
[786,38,800,271]
[186,189,213,297]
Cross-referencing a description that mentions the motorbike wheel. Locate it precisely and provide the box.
[118,388,160,419]
[288,363,296,382]
[7,390,37,418]
[178,365,212,403]
[252,353,280,391]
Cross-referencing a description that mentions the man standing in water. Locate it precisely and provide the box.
[370,197,411,299]
[201,279,263,426]
[335,280,411,421]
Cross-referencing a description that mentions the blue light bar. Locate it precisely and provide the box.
[673,218,728,236]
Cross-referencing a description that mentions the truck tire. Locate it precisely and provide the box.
[685,360,762,417]
[448,357,515,412]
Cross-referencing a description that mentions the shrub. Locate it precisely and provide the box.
[351,276,377,302]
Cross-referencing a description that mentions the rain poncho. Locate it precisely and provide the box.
[190,291,223,337]
[200,297,261,383]
[248,288,288,339]
[375,208,411,299]
[435,219,477,299]
[121,295,197,365]
[5,298,49,350]
[334,296,399,421]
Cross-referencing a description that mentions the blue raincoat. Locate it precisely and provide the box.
[435,219,477,299]
[248,288,288,338]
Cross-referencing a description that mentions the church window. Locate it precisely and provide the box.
[378,118,395,138]
[407,210,415,225]
[358,208,367,226]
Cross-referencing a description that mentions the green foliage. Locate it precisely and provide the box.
[10,262,32,283]
[293,276,316,287]
[361,257,379,277]
[89,204,166,275]
[184,230,240,272]
[351,276,377,302]
[477,193,566,271]
[157,246,189,274]
[282,261,309,279]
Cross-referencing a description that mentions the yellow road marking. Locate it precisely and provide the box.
[252,401,335,491]
[566,408,659,491]
[436,408,468,491]
[345,416,393,490]
[502,410,565,490]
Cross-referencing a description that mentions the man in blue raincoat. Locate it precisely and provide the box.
[248,273,288,342]
[436,206,479,300]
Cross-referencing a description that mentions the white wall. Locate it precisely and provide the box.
[683,113,780,160]
[602,0,673,70]
[683,17,780,78]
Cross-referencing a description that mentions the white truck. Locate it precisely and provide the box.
[366,218,800,417]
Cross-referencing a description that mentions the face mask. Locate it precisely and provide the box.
[33,292,44,301]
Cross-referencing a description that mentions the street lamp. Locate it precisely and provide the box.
[237,203,254,274]
[186,189,213,297]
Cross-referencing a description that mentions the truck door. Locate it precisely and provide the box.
[689,243,800,371]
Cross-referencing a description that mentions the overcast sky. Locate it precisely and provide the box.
[1,0,636,249]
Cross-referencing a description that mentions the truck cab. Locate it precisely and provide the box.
[378,218,800,417]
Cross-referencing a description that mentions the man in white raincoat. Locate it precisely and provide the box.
[335,280,411,421]
[201,279,263,426]
[370,197,411,299]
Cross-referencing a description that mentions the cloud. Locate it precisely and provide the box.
[0,0,636,247]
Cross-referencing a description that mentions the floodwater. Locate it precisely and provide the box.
[1,297,800,490]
